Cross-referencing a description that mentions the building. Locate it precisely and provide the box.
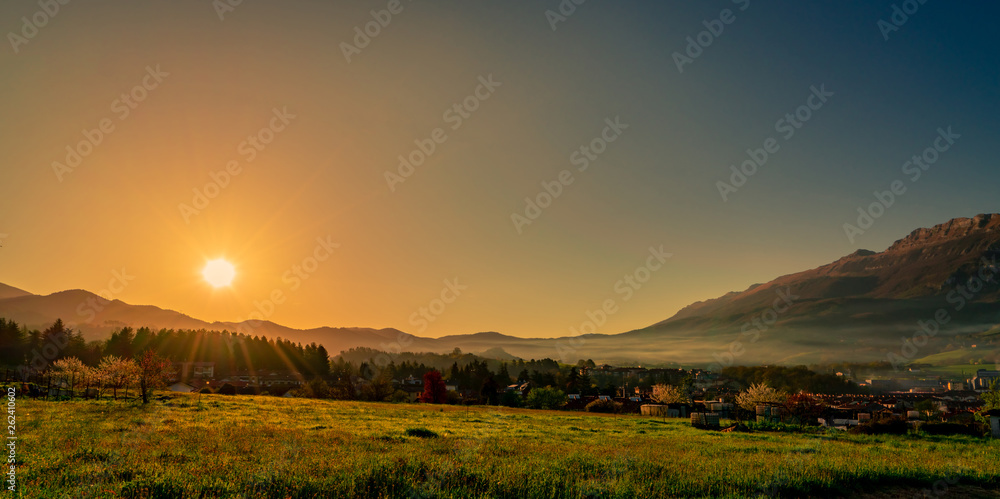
[970,370,1000,391]
[168,382,196,393]
[172,362,215,381]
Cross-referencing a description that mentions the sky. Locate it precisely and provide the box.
[1,0,998,339]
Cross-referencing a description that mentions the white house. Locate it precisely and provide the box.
[168,382,196,393]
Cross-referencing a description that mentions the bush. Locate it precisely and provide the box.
[404,427,438,438]
[237,386,259,395]
[586,398,622,414]
[216,383,237,396]
[499,390,522,408]
[199,387,213,394]
[525,386,567,410]
[850,416,908,435]
[304,378,332,399]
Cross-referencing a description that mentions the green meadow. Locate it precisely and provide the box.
[12,393,1000,498]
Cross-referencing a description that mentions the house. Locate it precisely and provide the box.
[399,385,423,402]
[970,370,1000,391]
[168,382,196,393]
[171,362,216,381]
[506,383,531,397]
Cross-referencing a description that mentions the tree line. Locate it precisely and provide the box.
[0,318,330,377]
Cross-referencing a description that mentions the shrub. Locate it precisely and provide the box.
[404,427,438,438]
[237,386,259,395]
[525,386,567,410]
[586,398,622,414]
[199,387,213,394]
[216,383,237,396]
[850,416,908,435]
[921,422,982,437]
[304,378,332,399]
[499,390,522,408]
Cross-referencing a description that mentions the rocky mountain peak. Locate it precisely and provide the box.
[885,214,1000,253]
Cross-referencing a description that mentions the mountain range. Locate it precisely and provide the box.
[2,214,998,367]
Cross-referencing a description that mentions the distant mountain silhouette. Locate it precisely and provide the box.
[0,283,32,300]
[2,214,998,366]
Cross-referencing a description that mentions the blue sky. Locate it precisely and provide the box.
[0,0,997,337]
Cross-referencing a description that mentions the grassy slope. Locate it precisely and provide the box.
[13,393,1000,498]
[912,346,1000,368]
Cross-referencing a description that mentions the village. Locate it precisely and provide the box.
[149,360,1000,437]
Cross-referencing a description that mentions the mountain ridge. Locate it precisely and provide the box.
[2,214,999,365]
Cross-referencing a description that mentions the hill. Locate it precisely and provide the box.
[2,214,999,365]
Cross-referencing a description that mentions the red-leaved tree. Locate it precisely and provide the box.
[138,349,172,404]
[420,370,448,404]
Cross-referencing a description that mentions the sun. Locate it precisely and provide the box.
[202,258,236,287]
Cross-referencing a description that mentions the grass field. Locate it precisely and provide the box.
[11,392,1000,498]
[915,363,987,378]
